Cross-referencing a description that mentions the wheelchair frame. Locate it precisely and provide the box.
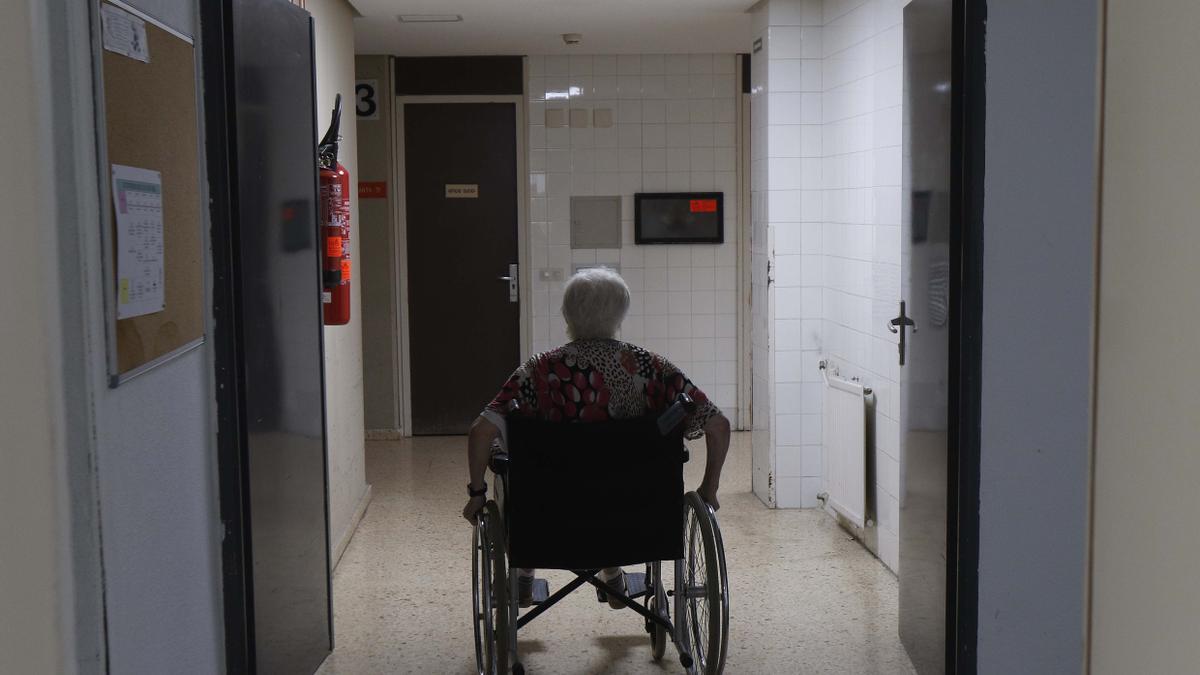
[471,399,730,675]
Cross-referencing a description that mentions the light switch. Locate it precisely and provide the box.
[545,108,567,128]
[570,195,622,249]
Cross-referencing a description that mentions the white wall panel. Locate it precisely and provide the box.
[1091,1,1200,672]
[979,1,1099,671]
[527,53,742,418]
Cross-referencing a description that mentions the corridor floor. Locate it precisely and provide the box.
[316,433,915,675]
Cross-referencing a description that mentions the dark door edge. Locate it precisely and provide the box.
[308,15,337,655]
[948,0,985,672]
[199,1,255,672]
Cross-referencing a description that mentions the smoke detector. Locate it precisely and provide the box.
[562,33,583,45]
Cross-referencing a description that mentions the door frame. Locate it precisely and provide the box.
[392,94,530,436]
[947,0,986,671]
[199,0,254,669]
[736,54,753,431]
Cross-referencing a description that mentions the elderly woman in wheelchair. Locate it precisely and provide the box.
[462,268,732,674]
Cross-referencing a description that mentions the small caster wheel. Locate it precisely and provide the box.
[648,599,667,661]
[679,652,694,669]
[512,663,525,675]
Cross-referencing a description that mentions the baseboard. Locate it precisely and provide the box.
[332,483,373,570]
[826,505,897,576]
[365,428,404,440]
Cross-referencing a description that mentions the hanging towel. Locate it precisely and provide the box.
[928,259,950,327]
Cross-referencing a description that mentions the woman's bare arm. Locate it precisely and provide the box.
[462,415,501,522]
[697,413,731,509]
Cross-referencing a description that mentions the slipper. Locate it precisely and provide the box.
[601,570,627,609]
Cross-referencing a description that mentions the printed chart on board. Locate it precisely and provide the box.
[111,163,165,319]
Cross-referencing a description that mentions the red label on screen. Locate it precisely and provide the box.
[689,199,718,213]
[359,181,388,199]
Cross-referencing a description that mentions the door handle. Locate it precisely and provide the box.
[500,263,518,303]
[889,300,917,366]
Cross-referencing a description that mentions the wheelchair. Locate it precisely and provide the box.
[472,395,730,674]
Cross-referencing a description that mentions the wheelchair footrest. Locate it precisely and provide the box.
[595,572,647,604]
[626,572,647,598]
[529,578,550,605]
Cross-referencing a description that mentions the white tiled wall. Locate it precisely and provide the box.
[763,0,826,511]
[526,54,742,421]
[751,0,903,573]
[819,0,902,572]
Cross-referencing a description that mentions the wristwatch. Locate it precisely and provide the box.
[468,482,488,498]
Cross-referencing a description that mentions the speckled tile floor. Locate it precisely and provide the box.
[316,432,915,675]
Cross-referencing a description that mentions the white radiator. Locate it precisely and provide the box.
[820,362,874,529]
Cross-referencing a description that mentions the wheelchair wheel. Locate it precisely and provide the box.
[680,492,729,674]
[472,502,510,675]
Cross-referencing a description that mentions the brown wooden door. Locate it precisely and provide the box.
[404,102,520,435]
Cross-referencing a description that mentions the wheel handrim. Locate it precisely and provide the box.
[681,493,725,673]
[708,503,730,672]
[472,516,497,674]
[486,503,510,673]
[685,506,711,668]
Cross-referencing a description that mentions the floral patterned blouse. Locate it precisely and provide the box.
[483,339,722,440]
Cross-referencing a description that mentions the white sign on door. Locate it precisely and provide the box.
[445,184,479,198]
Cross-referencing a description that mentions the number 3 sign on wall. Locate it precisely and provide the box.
[355,79,378,120]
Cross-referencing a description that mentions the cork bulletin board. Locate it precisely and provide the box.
[98,2,204,384]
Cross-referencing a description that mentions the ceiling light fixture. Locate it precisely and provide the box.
[398,14,463,23]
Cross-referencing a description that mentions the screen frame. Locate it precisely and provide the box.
[633,191,725,245]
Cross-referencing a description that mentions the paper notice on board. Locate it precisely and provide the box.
[111,164,165,319]
[100,3,150,63]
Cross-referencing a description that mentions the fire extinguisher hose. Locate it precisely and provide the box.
[319,93,342,169]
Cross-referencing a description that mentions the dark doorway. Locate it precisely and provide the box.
[203,0,332,673]
[403,102,521,435]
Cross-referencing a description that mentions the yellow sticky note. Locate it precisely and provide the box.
[119,278,130,304]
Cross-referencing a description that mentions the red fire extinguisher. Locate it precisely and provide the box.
[319,94,351,325]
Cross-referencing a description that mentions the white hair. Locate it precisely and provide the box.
[562,267,630,340]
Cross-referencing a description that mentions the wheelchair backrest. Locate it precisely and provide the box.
[504,415,687,570]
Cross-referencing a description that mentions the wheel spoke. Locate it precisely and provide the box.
[683,504,711,668]
[680,495,728,672]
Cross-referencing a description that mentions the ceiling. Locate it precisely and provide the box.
[350,0,756,56]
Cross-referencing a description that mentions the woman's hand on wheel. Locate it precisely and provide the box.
[697,483,720,511]
[462,495,486,524]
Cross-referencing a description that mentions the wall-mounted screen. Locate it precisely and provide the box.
[634,192,724,244]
